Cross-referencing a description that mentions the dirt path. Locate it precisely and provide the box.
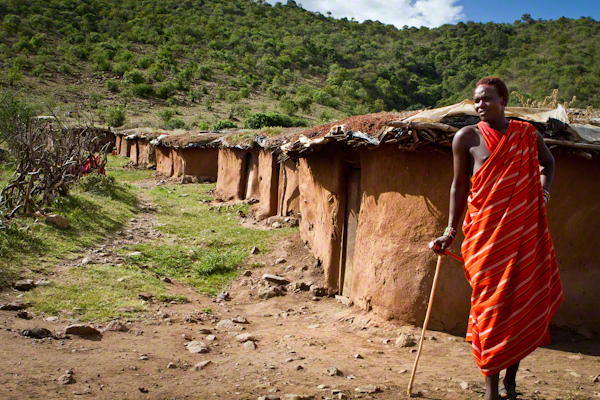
[1,182,598,400]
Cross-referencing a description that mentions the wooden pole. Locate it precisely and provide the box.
[407,254,443,396]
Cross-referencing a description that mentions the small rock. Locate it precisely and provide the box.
[34,280,51,287]
[206,335,216,341]
[138,293,153,301]
[187,341,210,354]
[325,367,343,377]
[161,276,172,283]
[194,360,212,370]
[568,355,584,360]
[128,251,143,258]
[139,355,149,360]
[251,247,260,255]
[355,385,381,394]
[308,324,320,329]
[80,257,92,266]
[258,396,280,400]
[17,310,31,319]
[216,319,244,332]
[58,374,75,385]
[570,371,582,377]
[198,328,212,334]
[217,291,231,301]
[139,387,148,393]
[447,337,458,342]
[101,321,129,333]
[258,286,285,299]
[232,316,249,324]
[354,354,363,359]
[398,369,408,374]
[274,258,286,265]
[459,381,469,390]
[45,214,69,229]
[167,362,177,369]
[46,317,58,322]
[14,279,35,291]
[244,341,257,350]
[283,395,313,400]
[295,365,303,370]
[382,339,391,344]
[263,274,290,285]
[243,270,253,277]
[287,282,310,292]
[21,327,54,339]
[65,324,101,337]
[272,222,281,229]
[396,333,416,348]
[0,300,27,311]
[310,285,328,297]
[591,375,599,383]
[236,333,258,342]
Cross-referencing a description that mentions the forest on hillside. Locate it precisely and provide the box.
[1,0,599,125]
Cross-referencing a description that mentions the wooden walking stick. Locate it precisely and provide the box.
[407,243,463,396]
[407,254,443,396]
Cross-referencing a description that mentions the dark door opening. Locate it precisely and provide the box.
[240,152,254,200]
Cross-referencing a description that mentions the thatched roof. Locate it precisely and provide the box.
[281,102,600,160]
[218,127,308,151]
[154,132,225,149]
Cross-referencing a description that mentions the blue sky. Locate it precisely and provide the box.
[266,0,600,28]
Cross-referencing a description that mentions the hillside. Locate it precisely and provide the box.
[1,0,599,129]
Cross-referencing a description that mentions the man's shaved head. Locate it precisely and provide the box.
[476,77,509,105]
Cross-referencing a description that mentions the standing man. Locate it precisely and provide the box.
[431,77,563,400]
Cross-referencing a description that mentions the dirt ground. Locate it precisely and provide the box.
[1,181,599,400]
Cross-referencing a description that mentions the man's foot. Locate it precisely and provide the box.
[498,383,518,400]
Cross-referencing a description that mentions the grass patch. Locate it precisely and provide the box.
[121,182,296,295]
[106,155,155,182]
[25,263,167,322]
[0,174,138,288]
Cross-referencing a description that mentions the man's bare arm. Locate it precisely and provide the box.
[536,131,555,190]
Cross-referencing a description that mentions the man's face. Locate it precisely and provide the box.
[474,84,506,122]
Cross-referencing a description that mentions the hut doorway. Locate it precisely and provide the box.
[339,167,361,296]
[241,152,255,200]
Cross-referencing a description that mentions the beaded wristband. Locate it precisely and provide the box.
[444,226,457,239]
[542,188,550,204]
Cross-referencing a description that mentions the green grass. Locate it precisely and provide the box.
[0,172,138,288]
[120,182,296,295]
[106,155,155,182]
[25,263,166,321]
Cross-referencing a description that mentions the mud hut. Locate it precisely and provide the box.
[216,128,304,220]
[117,129,166,167]
[114,130,131,157]
[281,104,600,335]
[152,132,223,181]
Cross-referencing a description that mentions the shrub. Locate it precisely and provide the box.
[156,82,175,99]
[137,55,153,69]
[106,80,119,92]
[105,106,126,127]
[197,121,209,130]
[157,109,174,124]
[280,98,298,115]
[212,120,237,130]
[78,174,117,197]
[190,90,202,102]
[131,83,154,98]
[112,62,130,76]
[244,112,295,129]
[166,118,186,130]
[89,92,103,109]
[124,70,146,85]
[239,87,250,98]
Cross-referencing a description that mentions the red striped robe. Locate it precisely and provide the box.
[462,120,563,376]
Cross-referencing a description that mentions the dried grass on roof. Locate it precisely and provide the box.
[159,132,224,148]
[296,111,421,140]
[221,127,307,148]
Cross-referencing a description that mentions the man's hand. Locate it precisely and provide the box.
[431,235,454,255]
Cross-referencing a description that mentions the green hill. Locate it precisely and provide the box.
[1,0,599,128]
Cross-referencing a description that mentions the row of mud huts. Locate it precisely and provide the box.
[113,102,600,336]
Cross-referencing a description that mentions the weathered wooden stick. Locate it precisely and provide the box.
[388,121,460,133]
[407,254,443,396]
[543,139,600,151]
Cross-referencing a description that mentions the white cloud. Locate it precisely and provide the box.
[266,0,464,28]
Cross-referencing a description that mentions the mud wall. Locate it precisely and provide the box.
[216,148,260,201]
[251,150,280,220]
[349,145,470,333]
[297,145,352,291]
[179,148,219,182]
[156,145,173,177]
[545,152,600,334]
[278,159,300,217]
[115,135,122,154]
[137,139,156,166]
[171,148,184,177]
[119,136,130,157]
[129,139,139,165]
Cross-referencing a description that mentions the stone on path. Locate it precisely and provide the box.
[274,258,286,264]
[244,341,257,350]
[57,370,75,385]
[396,333,416,348]
[0,300,27,310]
[232,316,249,324]
[355,384,382,394]
[324,367,343,377]
[194,360,212,370]
[216,319,245,332]
[236,333,258,342]
[21,327,54,339]
[459,381,469,390]
[206,335,216,341]
[167,362,177,369]
[102,321,129,333]
[14,279,35,291]
[310,285,328,297]
[258,395,281,400]
[258,286,285,299]
[262,274,290,285]
[186,341,210,354]
[251,247,260,255]
[65,324,102,338]
[283,395,313,400]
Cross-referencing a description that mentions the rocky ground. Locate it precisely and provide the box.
[1,181,599,400]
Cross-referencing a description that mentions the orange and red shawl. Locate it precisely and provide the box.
[461,120,563,376]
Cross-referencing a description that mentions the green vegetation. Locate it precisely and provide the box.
[106,155,154,181]
[1,1,598,130]
[121,182,295,296]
